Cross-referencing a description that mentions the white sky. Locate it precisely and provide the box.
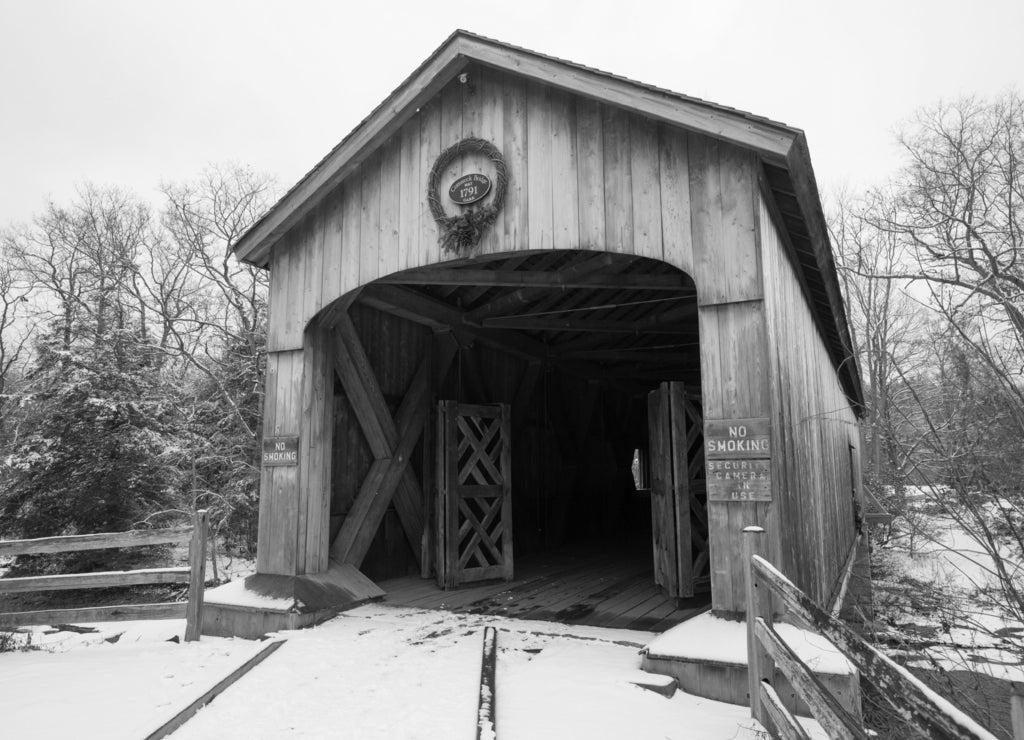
[1,0,1022,227]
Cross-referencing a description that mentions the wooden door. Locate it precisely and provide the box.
[436,401,513,589]
[648,382,710,598]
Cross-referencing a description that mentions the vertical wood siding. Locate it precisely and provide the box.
[698,299,775,613]
[760,193,859,605]
[256,349,303,574]
[265,65,703,352]
[690,140,772,614]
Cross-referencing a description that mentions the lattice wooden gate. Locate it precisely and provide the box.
[436,401,513,588]
[648,382,710,598]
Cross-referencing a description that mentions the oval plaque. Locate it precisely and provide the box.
[448,173,491,205]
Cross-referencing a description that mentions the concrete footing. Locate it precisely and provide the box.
[640,612,862,721]
[202,561,384,639]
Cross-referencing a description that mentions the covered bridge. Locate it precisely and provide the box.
[206,31,865,639]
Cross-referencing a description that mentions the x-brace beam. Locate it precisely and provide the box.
[330,314,455,567]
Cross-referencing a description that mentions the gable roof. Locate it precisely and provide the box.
[234,30,808,266]
[232,30,863,411]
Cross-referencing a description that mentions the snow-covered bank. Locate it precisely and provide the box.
[0,619,268,740]
[874,506,1024,684]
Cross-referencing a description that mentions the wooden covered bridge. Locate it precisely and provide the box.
[204,31,865,639]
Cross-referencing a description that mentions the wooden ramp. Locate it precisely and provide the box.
[379,541,709,632]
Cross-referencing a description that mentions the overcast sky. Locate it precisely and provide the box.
[2,0,1022,227]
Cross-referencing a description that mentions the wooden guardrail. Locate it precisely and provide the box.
[0,510,209,641]
[743,526,997,740]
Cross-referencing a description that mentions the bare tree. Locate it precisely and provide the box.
[888,93,1024,435]
[5,185,155,368]
[829,97,1024,738]
[155,164,276,552]
[830,188,927,540]
[0,242,32,440]
[158,163,274,441]
[0,186,186,541]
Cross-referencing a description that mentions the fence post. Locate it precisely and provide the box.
[744,525,774,727]
[184,509,208,642]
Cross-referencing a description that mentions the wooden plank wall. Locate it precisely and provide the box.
[264,64,699,353]
[759,193,859,605]
[256,349,302,574]
[297,327,335,575]
[689,139,777,615]
[256,327,335,576]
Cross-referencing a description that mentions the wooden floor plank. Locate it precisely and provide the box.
[602,590,671,630]
[507,561,645,620]
[646,604,711,633]
[584,582,661,628]
[378,540,709,633]
[624,595,682,626]
[514,574,635,622]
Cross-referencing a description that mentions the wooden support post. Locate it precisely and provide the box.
[744,525,773,726]
[1013,683,1024,740]
[185,509,208,642]
[435,400,448,587]
[420,334,438,580]
[669,382,694,598]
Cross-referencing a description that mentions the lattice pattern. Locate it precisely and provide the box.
[456,416,504,486]
[683,395,711,587]
[438,401,513,588]
[456,496,506,569]
[683,395,706,481]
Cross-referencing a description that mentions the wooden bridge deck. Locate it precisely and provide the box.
[378,542,710,632]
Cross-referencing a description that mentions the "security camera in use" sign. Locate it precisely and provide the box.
[704,418,771,502]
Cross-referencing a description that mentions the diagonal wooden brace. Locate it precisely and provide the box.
[330,314,455,567]
[331,378,430,565]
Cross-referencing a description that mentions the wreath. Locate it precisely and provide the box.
[427,137,508,254]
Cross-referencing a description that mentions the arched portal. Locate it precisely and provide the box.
[311,250,710,627]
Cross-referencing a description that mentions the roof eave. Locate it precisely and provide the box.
[234,35,473,267]
[784,134,866,411]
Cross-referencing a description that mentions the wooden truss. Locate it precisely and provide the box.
[329,313,455,568]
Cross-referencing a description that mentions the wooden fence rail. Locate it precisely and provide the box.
[743,526,997,740]
[0,510,209,641]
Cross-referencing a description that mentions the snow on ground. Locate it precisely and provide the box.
[897,515,1015,591]
[0,619,269,740]
[4,617,190,653]
[644,611,854,676]
[2,604,828,740]
[875,500,1024,681]
[175,604,823,740]
[497,632,828,740]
